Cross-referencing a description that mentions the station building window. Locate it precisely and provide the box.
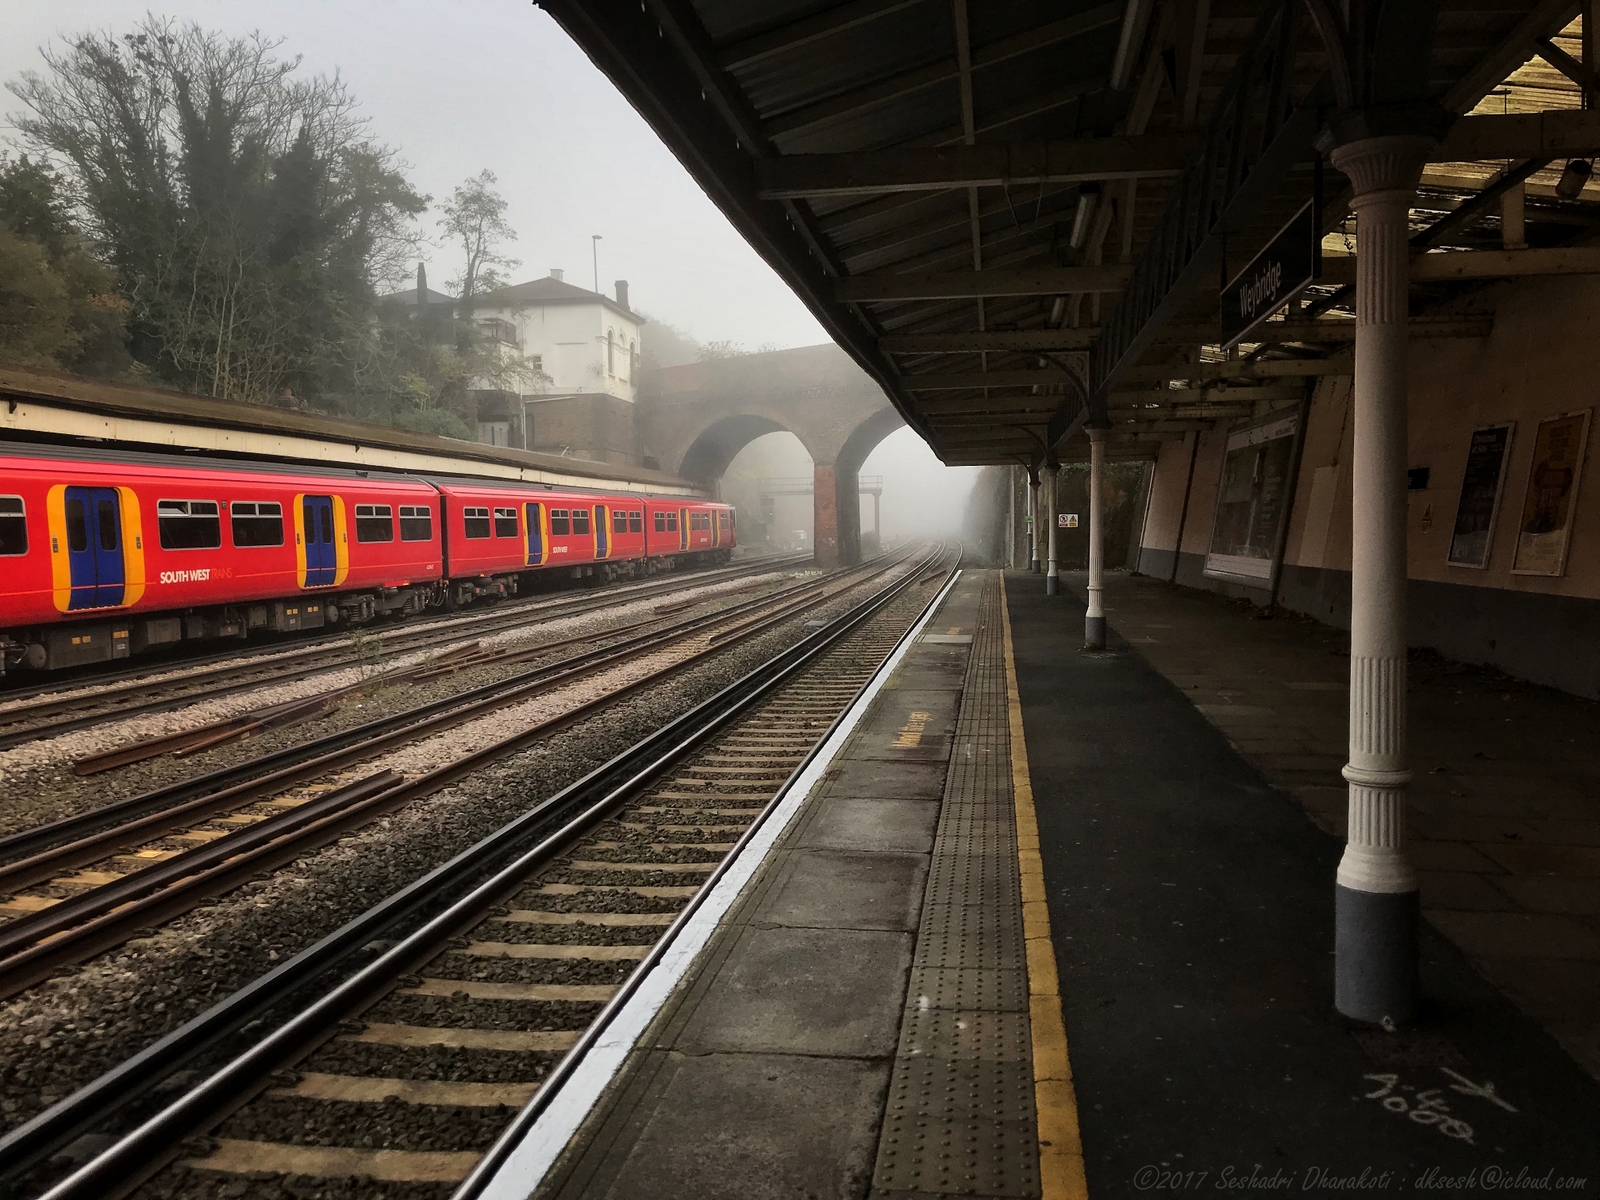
[231,501,284,547]
[463,506,492,539]
[572,508,591,535]
[355,504,394,543]
[550,508,571,536]
[400,505,433,542]
[158,499,221,550]
[0,496,26,555]
[494,506,519,538]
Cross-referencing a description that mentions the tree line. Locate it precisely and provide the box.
[0,18,540,440]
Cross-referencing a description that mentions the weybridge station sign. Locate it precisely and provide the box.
[1220,201,1320,349]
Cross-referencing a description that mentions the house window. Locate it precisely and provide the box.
[550,508,570,536]
[629,510,642,533]
[494,506,519,538]
[606,328,615,375]
[0,496,25,556]
[463,506,492,539]
[355,504,394,543]
[158,499,222,550]
[572,508,591,535]
[231,500,284,547]
[400,505,432,542]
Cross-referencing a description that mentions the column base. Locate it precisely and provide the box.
[1335,883,1420,1025]
[1046,575,1058,595]
[1084,614,1106,650]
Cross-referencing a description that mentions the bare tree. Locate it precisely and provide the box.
[8,18,425,403]
[439,170,519,317]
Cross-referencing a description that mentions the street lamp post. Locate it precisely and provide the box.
[591,234,603,294]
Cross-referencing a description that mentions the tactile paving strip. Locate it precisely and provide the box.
[872,575,1041,1199]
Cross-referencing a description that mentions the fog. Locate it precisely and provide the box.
[719,429,982,553]
[0,0,829,351]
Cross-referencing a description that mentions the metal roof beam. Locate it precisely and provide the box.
[764,4,1122,140]
[838,265,1131,300]
[881,329,1101,352]
[756,136,1190,198]
[717,0,932,70]
[1437,108,1600,158]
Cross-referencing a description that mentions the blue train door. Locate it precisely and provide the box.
[526,503,544,566]
[594,505,608,559]
[64,486,125,610]
[303,495,335,586]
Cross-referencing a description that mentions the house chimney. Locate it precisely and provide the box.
[615,280,629,311]
[549,268,564,282]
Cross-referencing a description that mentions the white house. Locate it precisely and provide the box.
[471,271,647,463]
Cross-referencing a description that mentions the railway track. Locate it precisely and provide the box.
[0,553,810,748]
[2,541,956,1199]
[0,547,925,1006]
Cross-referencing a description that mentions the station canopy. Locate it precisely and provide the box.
[541,0,1597,465]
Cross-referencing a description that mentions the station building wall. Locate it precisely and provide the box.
[1136,275,1600,699]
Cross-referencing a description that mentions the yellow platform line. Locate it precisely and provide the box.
[1000,575,1089,1200]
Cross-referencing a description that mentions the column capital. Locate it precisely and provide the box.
[1327,134,1435,199]
[1086,424,1109,443]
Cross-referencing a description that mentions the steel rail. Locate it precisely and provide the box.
[455,552,963,1199]
[2,543,947,1195]
[0,551,894,873]
[0,553,806,715]
[0,551,912,995]
[0,555,809,746]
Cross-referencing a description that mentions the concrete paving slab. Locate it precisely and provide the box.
[797,797,941,854]
[667,924,913,1057]
[752,848,928,931]
[592,1052,888,1200]
[818,758,949,800]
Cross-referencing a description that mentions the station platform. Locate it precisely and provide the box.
[520,569,1600,1199]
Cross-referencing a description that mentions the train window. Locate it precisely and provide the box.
[158,499,222,550]
[572,509,591,535]
[355,504,394,543]
[629,510,642,533]
[97,500,119,550]
[653,511,666,533]
[231,501,284,547]
[494,507,519,538]
[550,509,570,536]
[463,506,491,539]
[667,512,679,532]
[0,497,24,556]
[612,510,627,534]
[65,499,89,552]
[400,505,433,542]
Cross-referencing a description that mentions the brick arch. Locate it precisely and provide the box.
[640,344,905,565]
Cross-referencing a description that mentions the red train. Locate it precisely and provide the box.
[0,446,736,674]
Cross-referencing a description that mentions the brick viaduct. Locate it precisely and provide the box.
[639,344,903,566]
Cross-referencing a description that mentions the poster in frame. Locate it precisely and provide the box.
[1203,410,1301,586]
[1511,409,1591,577]
[1446,422,1515,569]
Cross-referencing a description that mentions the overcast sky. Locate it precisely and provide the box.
[0,0,830,350]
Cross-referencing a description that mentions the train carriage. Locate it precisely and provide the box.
[0,445,737,674]
[0,448,440,669]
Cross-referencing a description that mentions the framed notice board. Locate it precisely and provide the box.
[1512,409,1591,577]
[1204,410,1300,585]
[1447,423,1514,569]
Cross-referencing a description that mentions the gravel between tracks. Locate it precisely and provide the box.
[0,563,922,1141]
[0,570,805,836]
